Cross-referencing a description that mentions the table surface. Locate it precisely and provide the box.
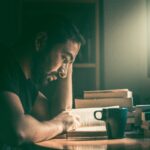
[36,134,150,150]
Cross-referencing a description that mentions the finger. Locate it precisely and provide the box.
[67,111,81,125]
[75,114,80,122]
[47,75,53,82]
[74,117,81,128]
[52,75,57,80]
[47,75,57,81]
[66,120,80,132]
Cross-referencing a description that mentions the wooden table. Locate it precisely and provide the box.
[35,135,150,150]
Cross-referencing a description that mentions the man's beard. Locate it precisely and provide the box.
[32,66,47,88]
[31,55,49,88]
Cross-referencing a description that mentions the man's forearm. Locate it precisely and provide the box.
[44,64,73,117]
[0,114,63,145]
[56,70,73,110]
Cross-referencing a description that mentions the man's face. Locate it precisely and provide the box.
[34,40,80,86]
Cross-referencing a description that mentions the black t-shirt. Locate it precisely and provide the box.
[0,56,38,113]
[0,50,38,149]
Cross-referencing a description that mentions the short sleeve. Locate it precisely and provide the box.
[0,61,20,95]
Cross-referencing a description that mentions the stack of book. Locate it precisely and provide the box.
[134,105,150,126]
[74,89,135,133]
[75,89,133,109]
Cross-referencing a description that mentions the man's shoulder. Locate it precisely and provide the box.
[0,50,21,87]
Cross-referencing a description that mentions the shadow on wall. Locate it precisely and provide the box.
[133,93,150,105]
[133,93,141,106]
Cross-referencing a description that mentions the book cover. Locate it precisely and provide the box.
[84,89,132,99]
[75,98,133,109]
[135,105,150,112]
[141,111,150,121]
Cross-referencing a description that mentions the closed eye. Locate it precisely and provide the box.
[62,52,73,63]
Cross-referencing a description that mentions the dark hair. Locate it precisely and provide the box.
[17,14,85,52]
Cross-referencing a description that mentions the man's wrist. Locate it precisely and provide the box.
[45,119,64,134]
[67,63,73,76]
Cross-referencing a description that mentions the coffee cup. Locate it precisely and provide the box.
[94,108,128,139]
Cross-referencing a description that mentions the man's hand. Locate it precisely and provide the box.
[51,111,81,132]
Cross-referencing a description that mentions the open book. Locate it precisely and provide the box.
[66,106,119,139]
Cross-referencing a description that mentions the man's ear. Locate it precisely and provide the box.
[35,32,48,52]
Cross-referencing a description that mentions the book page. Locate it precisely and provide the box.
[75,126,106,132]
[71,106,119,127]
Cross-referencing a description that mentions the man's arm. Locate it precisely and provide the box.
[46,64,73,117]
[0,91,79,146]
[32,64,73,119]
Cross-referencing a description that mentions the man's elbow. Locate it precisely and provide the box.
[13,129,29,146]
[0,128,31,146]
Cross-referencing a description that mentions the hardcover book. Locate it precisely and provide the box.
[75,98,133,109]
[141,111,150,121]
[84,89,132,99]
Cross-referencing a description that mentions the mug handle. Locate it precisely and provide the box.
[94,110,103,120]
